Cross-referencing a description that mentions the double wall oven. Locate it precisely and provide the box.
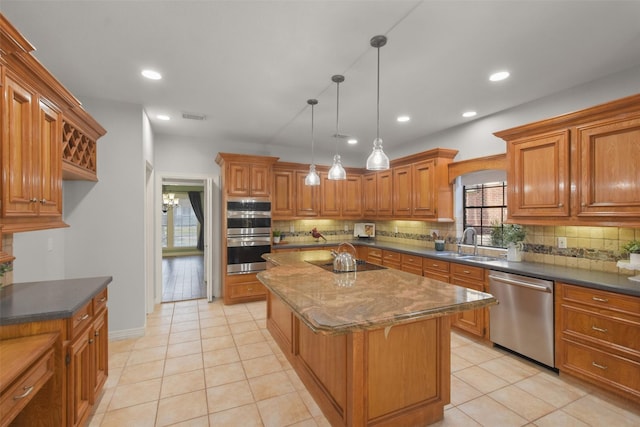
[226,197,271,275]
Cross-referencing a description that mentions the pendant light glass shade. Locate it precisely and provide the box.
[304,99,320,186]
[366,35,390,171]
[328,154,346,180]
[328,75,346,180]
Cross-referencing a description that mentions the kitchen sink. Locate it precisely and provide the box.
[460,255,502,262]
[434,252,469,258]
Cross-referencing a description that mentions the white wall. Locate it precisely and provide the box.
[392,64,640,161]
[12,228,66,282]
[63,98,147,336]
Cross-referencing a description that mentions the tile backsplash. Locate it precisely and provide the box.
[272,220,639,276]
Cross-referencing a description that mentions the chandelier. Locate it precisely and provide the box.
[162,193,179,213]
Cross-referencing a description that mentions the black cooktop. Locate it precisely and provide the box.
[306,259,387,274]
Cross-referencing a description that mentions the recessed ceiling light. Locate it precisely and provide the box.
[157,114,170,121]
[462,111,477,118]
[397,115,410,122]
[489,71,510,82]
[347,138,358,145]
[141,69,162,80]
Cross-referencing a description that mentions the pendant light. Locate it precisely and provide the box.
[366,35,390,170]
[328,74,347,180]
[304,99,320,186]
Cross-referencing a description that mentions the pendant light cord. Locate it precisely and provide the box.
[335,80,340,155]
[376,45,380,140]
[311,103,315,163]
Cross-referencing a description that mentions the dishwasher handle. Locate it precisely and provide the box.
[489,274,552,293]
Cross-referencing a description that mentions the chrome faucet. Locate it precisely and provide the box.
[459,227,478,255]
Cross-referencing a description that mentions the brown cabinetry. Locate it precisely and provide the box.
[495,94,640,226]
[0,285,109,427]
[296,170,319,216]
[216,153,277,198]
[381,249,402,270]
[555,282,640,403]
[449,263,487,338]
[376,170,393,217]
[393,165,412,216]
[1,15,105,233]
[401,253,423,275]
[423,258,451,284]
[362,172,377,217]
[224,272,266,305]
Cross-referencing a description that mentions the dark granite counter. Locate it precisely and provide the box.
[273,240,640,297]
[259,251,496,334]
[0,276,112,325]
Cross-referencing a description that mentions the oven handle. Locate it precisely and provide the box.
[227,237,271,247]
[488,274,552,293]
[227,210,271,218]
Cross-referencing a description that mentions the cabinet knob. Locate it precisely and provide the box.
[89,338,94,344]
[40,198,47,204]
[558,203,563,207]
[30,198,38,203]
[95,331,100,337]
[581,202,586,207]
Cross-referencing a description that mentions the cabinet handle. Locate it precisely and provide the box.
[432,263,439,267]
[591,361,608,370]
[247,287,253,291]
[581,203,586,207]
[40,198,47,204]
[79,313,90,322]
[591,325,608,333]
[558,203,564,207]
[592,296,608,303]
[100,297,107,302]
[13,386,34,400]
[30,198,38,203]
[89,338,94,344]
[463,270,471,274]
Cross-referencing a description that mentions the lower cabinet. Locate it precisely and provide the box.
[423,258,451,283]
[0,288,109,427]
[224,273,266,305]
[449,262,488,339]
[401,253,423,275]
[555,282,640,403]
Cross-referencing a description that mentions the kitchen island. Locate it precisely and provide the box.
[258,251,496,427]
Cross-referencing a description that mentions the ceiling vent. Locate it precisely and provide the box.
[182,112,206,121]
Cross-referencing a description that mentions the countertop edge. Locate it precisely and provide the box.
[273,241,640,297]
[0,276,113,325]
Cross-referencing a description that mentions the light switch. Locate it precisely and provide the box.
[47,237,54,252]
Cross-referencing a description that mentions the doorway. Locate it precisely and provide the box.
[152,176,221,304]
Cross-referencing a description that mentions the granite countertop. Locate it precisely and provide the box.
[259,251,497,335]
[274,240,640,297]
[0,276,112,325]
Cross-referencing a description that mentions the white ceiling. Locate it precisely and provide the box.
[3,1,640,166]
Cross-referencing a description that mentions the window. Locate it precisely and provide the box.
[162,192,199,249]
[463,181,507,247]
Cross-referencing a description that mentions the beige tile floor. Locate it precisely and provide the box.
[88,299,640,427]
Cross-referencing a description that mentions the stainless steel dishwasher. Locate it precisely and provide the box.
[489,270,555,368]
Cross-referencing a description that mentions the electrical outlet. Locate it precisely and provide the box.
[558,237,567,249]
[394,226,399,234]
[344,224,349,232]
[290,224,295,233]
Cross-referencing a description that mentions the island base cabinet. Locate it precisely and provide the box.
[267,291,451,427]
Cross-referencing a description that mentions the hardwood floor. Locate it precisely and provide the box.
[162,255,205,302]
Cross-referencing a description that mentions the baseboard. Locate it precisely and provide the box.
[109,327,145,341]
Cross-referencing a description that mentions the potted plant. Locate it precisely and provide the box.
[503,224,526,262]
[0,261,13,287]
[272,230,281,244]
[622,240,640,265]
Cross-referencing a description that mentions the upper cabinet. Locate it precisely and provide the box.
[1,14,106,233]
[495,93,640,226]
[270,148,458,221]
[389,148,459,221]
[215,153,278,198]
